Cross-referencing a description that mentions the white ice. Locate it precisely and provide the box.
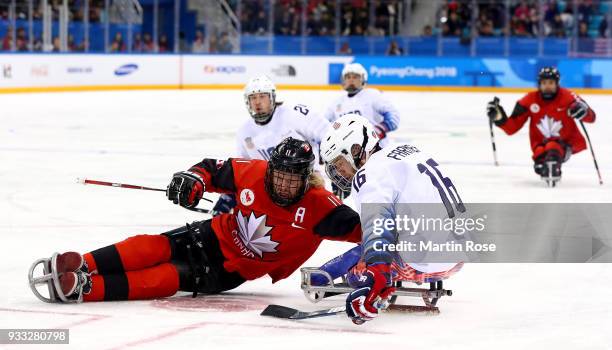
[1,89,611,350]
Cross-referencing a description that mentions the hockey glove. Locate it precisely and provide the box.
[166,171,205,208]
[211,194,237,216]
[487,98,508,126]
[374,123,388,139]
[568,100,588,120]
[345,264,395,325]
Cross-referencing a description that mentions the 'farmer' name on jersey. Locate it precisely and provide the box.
[387,144,420,160]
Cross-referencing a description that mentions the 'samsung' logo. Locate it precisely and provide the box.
[114,64,139,76]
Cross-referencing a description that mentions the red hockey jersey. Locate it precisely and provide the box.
[188,158,361,282]
[498,87,596,155]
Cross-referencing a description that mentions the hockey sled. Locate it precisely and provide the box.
[542,160,561,187]
[300,267,453,314]
[28,253,80,303]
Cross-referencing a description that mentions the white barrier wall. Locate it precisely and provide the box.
[0,54,351,90]
[0,54,181,88]
[181,55,350,86]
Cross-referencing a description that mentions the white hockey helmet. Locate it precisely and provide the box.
[320,114,380,191]
[244,75,277,124]
[342,63,368,83]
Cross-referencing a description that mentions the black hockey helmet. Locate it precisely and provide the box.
[538,66,560,84]
[265,137,315,207]
[537,66,560,100]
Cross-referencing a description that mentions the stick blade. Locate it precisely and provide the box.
[260,304,299,319]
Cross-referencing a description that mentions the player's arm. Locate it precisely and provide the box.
[355,178,396,267]
[487,96,529,135]
[166,158,239,208]
[345,175,396,324]
[323,103,337,122]
[372,90,400,137]
[312,196,361,243]
[568,93,596,123]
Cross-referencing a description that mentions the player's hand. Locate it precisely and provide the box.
[486,98,500,121]
[374,123,388,139]
[568,100,588,120]
[166,171,205,208]
[345,264,395,325]
[487,97,507,125]
[211,194,237,216]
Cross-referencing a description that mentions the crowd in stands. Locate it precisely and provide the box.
[435,0,609,38]
[1,0,610,54]
[238,0,403,36]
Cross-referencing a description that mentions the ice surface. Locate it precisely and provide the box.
[1,89,611,349]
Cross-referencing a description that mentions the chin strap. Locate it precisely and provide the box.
[352,126,369,169]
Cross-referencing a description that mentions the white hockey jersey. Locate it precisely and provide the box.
[236,102,330,169]
[352,143,464,273]
[324,88,401,134]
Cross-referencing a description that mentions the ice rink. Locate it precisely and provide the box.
[1,89,611,349]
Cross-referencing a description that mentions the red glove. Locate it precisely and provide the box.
[374,123,388,139]
[345,264,396,324]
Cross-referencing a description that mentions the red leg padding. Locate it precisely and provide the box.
[532,139,565,160]
[83,275,105,302]
[83,253,97,274]
[126,263,180,300]
[83,263,179,302]
[115,234,172,271]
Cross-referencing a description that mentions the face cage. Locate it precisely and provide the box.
[342,75,364,94]
[265,166,310,206]
[325,160,354,192]
[246,92,275,124]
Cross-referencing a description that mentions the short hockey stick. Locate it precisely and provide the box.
[260,303,438,320]
[76,177,212,213]
[261,304,346,320]
[579,121,603,185]
[489,97,500,166]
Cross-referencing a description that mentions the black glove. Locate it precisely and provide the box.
[568,100,588,120]
[210,194,237,216]
[166,171,205,208]
[487,97,508,126]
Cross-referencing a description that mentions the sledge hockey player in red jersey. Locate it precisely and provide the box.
[487,67,596,185]
[28,138,361,303]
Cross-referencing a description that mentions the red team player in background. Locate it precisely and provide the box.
[29,138,361,303]
[487,67,596,180]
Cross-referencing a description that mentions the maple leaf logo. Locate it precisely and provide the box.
[536,115,563,139]
[235,211,279,258]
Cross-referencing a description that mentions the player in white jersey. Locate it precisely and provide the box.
[318,114,463,324]
[324,63,401,145]
[236,75,329,163]
[211,75,330,215]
